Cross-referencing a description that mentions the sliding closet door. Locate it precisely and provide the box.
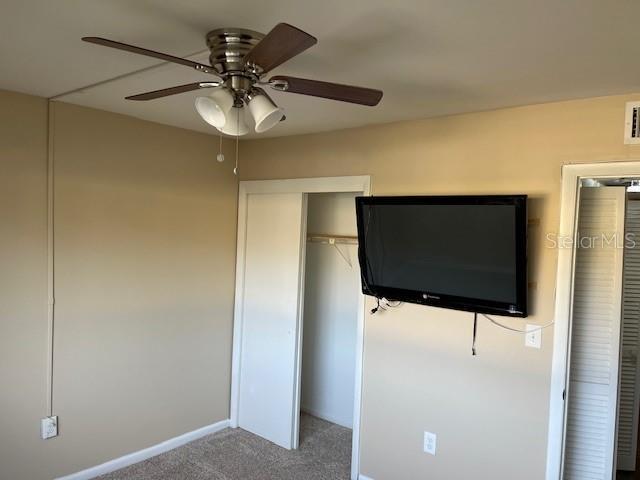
[563,186,626,479]
[617,199,640,471]
[237,192,307,449]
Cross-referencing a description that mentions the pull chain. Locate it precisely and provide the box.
[234,133,239,175]
[234,107,240,175]
[216,135,224,163]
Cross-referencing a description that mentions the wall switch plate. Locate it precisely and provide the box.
[424,431,437,455]
[41,416,58,440]
[525,324,541,349]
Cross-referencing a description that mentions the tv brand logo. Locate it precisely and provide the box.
[422,293,440,300]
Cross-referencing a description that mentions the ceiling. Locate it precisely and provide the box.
[2,0,640,138]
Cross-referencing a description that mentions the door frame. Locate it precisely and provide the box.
[546,161,640,480]
[231,175,371,480]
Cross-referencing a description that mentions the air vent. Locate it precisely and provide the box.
[625,101,640,144]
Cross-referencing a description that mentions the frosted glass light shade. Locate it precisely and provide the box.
[248,93,284,133]
[218,106,250,136]
[194,88,234,128]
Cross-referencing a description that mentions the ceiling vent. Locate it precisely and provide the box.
[624,101,640,145]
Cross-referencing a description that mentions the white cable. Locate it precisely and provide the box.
[482,314,554,334]
[381,298,403,308]
[48,48,212,101]
[46,100,56,417]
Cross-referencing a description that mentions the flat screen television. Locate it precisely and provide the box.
[355,195,527,317]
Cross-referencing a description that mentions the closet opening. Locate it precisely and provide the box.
[298,192,360,464]
[559,177,640,480]
[230,176,370,480]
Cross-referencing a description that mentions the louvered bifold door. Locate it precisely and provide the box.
[563,186,626,480]
[617,199,640,471]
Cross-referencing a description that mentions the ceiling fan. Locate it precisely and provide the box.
[82,23,383,136]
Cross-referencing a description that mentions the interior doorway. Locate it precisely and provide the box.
[230,176,370,480]
[300,192,360,431]
[546,163,640,480]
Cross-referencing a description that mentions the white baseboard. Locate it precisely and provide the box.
[359,475,375,480]
[56,419,230,480]
[301,406,352,429]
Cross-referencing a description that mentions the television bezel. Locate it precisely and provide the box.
[355,195,528,318]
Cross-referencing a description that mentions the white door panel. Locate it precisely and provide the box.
[238,192,306,449]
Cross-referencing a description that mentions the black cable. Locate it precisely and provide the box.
[371,297,382,314]
[472,312,478,356]
[361,204,383,317]
[360,205,404,315]
[360,205,376,294]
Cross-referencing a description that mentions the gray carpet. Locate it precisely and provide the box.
[98,414,352,480]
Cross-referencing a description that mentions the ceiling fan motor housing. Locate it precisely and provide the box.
[205,28,265,76]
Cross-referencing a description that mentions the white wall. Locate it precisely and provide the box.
[301,192,360,428]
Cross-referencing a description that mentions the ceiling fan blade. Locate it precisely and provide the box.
[269,76,383,106]
[82,37,217,74]
[125,82,220,101]
[243,23,317,74]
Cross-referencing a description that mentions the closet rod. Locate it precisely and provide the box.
[306,233,358,245]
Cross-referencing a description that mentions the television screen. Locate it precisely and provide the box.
[355,195,527,317]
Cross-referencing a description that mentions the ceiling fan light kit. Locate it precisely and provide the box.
[194,88,234,128]
[247,89,284,133]
[218,105,250,136]
[82,23,383,136]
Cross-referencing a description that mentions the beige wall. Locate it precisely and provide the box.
[0,91,50,480]
[5,86,640,480]
[240,93,640,479]
[0,90,238,480]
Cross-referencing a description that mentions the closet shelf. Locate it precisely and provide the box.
[306,234,358,245]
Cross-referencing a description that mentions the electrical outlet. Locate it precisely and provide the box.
[423,431,437,455]
[41,416,58,440]
[525,324,541,349]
